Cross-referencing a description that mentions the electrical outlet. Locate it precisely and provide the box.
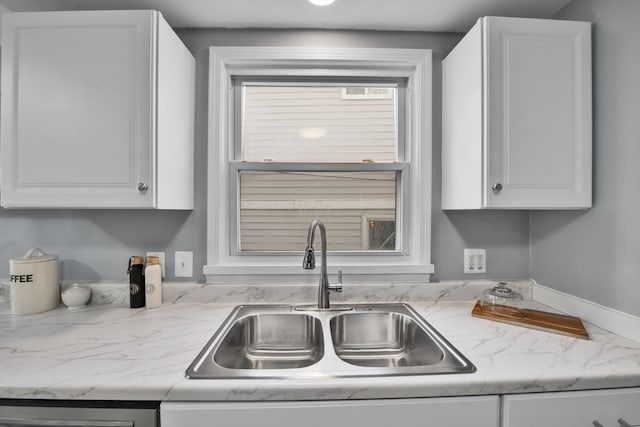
[464,249,475,273]
[146,252,165,278]
[175,251,193,278]
[475,249,486,273]
[464,248,486,274]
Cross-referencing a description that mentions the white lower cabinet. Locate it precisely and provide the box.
[161,396,500,427]
[162,387,640,427]
[502,388,640,427]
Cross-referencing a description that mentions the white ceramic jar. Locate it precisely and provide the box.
[9,248,59,315]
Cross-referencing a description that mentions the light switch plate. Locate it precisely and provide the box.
[175,251,193,278]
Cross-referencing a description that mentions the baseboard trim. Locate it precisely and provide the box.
[533,281,640,343]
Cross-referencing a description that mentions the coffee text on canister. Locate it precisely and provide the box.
[10,274,34,283]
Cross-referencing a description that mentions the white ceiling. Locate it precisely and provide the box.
[0,0,573,32]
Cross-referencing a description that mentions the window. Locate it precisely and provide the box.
[206,47,433,283]
[237,81,401,253]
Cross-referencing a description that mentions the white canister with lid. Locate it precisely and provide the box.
[9,248,59,315]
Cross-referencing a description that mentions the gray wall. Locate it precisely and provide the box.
[0,28,531,283]
[531,0,640,316]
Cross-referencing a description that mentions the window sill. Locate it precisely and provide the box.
[204,264,434,284]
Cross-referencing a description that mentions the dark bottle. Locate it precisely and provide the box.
[128,256,146,308]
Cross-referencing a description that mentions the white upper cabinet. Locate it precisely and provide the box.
[0,10,195,209]
[442,17,592,209]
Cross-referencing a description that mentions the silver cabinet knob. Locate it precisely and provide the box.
[137,182,149,192]
[491,183,503,192]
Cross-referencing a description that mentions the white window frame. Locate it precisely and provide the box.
[205,46,433,283]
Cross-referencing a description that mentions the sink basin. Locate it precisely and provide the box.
[330,312,444,368]
[186,304,475,379]
[214,313,324,369]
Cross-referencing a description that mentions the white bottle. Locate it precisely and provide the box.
[145,256,162,308]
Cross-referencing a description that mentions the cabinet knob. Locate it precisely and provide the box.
[137,182,149,192]
[618,419,632,427]
[491,183,503,192]
[593,421,604,427]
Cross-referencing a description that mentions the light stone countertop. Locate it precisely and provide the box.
[1,280,639,402]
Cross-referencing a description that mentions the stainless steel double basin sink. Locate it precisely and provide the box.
[186,303,476,379]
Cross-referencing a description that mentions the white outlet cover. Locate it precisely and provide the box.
[463,248,486,274]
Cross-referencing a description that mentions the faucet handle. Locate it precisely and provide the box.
[329,269,343,293]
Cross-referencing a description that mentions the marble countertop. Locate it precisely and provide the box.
[1,281,640,402]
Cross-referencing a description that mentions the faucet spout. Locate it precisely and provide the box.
[303,219,341,309]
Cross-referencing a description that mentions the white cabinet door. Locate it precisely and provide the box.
[161,396,499,427]
[502,388,640,427]
[442,17,592,210]
[485,17,592,209]
[0,10,194,209]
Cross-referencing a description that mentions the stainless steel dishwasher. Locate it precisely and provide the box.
[0,400,158,427]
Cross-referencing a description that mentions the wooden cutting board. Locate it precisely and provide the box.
[471,301,589,339]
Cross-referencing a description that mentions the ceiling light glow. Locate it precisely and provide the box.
[309,0,336,6]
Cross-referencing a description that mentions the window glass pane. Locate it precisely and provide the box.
[241,84,397,163]
[368,219,396,250]
[239,171,397,252]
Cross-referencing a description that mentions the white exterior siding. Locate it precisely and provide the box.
[242,86,397,163]
[240,172,395,251]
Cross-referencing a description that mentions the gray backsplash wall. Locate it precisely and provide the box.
[0,28,531,283]
[530,0,640,317]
